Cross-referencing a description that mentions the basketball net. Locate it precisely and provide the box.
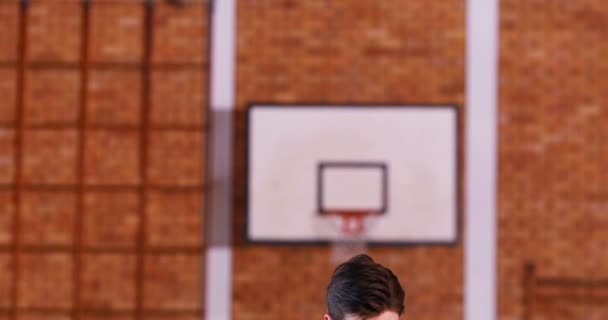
[325,211,379,265]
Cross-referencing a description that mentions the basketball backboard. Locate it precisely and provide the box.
[246,104,460,245]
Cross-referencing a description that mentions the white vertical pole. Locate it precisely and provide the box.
[205,0,236,319]
[465,0,499,319]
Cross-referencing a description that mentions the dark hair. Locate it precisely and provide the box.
[326,254,405,320]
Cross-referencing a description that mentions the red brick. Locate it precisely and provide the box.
[152,2,207,63]
[81,254,136,310]
[234,2,466,319]
[21,191,76,246]
[25,69,80,125]
[83,191,139,249]
[497,0,608,317]
[0,191,13,245]
[23,130,78,185]
[19,253,72,308]
[0,4,19,62]
[0,129,14,184]
[147,190,203,247]
[143,254,202,310]
[0,254,12,308]
[147,131,204,186]
[150,70,206,126]
[19,315,71,320]
[0,1,209,317]
[0,68,16,124]
[85,130,140,185]
[81,317,131,320]
[90,3,143,63]
[28,2,81,63]
[81,317,130,320]
[87,70,141,126]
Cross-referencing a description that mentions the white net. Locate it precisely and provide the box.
[327,214,379,265]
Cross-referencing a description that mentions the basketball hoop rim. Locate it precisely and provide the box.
[321,210,381,238]
[322,210,380,218]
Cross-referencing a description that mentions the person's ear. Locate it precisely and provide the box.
[324,314,332,320]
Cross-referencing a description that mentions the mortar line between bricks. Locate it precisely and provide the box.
[72,2,91,320]
[0,307,203,316]
[11,2,28,320]
[0,184,209,192]
[0,0,210,4]
[1,61,209,70]
[0,245,205,255]
[0,123,210,131]
[135,2,154,319]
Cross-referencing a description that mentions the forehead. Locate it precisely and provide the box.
[345,311,400,320]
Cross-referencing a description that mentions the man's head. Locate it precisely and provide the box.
[325,254,405,320]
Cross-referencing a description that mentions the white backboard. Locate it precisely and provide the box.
[247,104,459,244]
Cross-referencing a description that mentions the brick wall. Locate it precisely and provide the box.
[0,1,209,319]
[234,1,465,319]
[5,0,604,319]
[498,0,608,319]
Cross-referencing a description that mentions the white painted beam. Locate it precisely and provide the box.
[465,0,499,320]
[205,0,236,320]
